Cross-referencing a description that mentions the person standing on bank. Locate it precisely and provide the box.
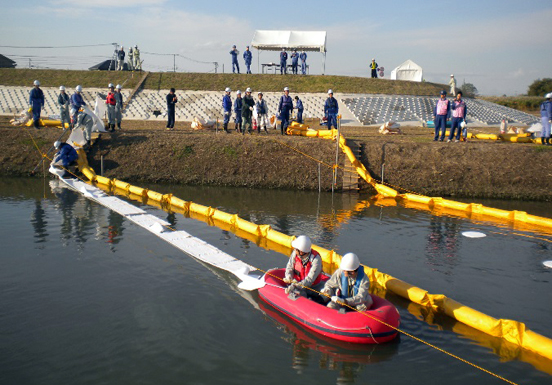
[106,83,116,131]
[117,46,125,71]
[448,91,466,142]
[280,48,288,75]
[370,58,378,78]
[540,92,552,145]
[234,90,243,133]
[58,85,71,129]
[70,85,86,128]
[278,87,293,135]
[294,96,304,124]
[449,74,457,97]
[241,88,255,135]
[291,49,299,74]
[114,84,124,130]
[433,90,450,141]
[222,87,232,133]
[324,90,339,130]
[256,92,269,134]
[230,45,240,74]
[29,80,44,129]
[243,46,252,74]
[300,50,307,75]
[166,88,177,130]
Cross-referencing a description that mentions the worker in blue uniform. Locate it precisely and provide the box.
[278,87,293,135]
[222,87,232,133]
[300,51,307,75]
[324,89,339,130]
[58,86,71,129]
[29,80,44,129]
[230,45,240,74]
[294,96,304,124]
[70,85,86,128]
[540,92,552,145]
[280,48,288,75]
[234,90,243,133]
[291,49,299,74]
[243,46,252,74]
[52,141,78,169]
[433,90,451,141]
[166,88,177,129]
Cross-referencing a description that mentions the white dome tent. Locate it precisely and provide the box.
[390,59,423,82]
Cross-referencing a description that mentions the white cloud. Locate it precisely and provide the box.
[50,0,165,7]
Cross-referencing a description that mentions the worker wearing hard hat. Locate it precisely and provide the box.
[370,58,378,78]
[278,87,293,135]
[70,85,86,128]
[222,87,232,133]
[324,89,339,130]
[448,91,467,143]
[52,140,78,176]
[29,80,44,129]
[321,253,373,312]
[294,95,304,124]
[540,92,552,145]
[291,49,299,74]
[117,46,125,71]
[106,83,116,131]
[133,45,141,71]
[243,46,252,74]
[433,90,450,141]
[128,47,134,71]
[58,86,71,129]
[449,74,457,96]
[284,235,324,297]
[114,84,124,129]
[280,48,288,75]
[241,88,255,135]
[234,90,243,132]
[256,92,269,133]
[230,45,240,74]
[300,50,307,75]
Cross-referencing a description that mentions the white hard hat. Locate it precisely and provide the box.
[291,235,312,253]
[236,90,241,95]
[371,58,375,61]
[225,87,231,92]
[257,91,263,95]
[340,253,360,271]
[545,92,552,99]
[450,74,454,77]
[76,85,82,92]
[328,89,333,94]
[283,87,289,91]
[59,85,65,91]
[246,87,252,93]
[54,141,61,149]
[116,84,122,89]
[33,80,40,86]
[460,121,467,129]
[108,83,114,88]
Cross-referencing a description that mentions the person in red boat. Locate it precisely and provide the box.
[321,253,373,312]
[284,235,324,297]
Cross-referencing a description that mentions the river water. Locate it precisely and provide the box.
[1,177,551,385]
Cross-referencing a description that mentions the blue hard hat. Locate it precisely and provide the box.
[440,90,446,95]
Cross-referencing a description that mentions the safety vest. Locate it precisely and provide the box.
[339,267,365,299]
[293,249,322,286]
[452,100,465,118]
[106,92,116,105]
[436,99,449,115]
[370,62,377,69]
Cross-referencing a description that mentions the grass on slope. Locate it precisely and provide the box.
[0,68,445,95]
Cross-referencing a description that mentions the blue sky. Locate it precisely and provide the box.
[1,0,551,95]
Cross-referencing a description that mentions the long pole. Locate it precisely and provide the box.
[333,116,340,189]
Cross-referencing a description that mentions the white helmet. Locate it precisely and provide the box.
[283,87,289,91]
[236,90,241,95]
[116,84,122,89]
[108,83,114,88]
[328,89,333,94]
[59,85,65,91]
[291,235,312,253]
[257,91,263,95]
[460,121,467,129]
[545,92,552,99]
[33,80,40,86]
[246,87,252,93]
[340,253,360,271]
[450,74,454,77]
[225,87,231,93]
[54,141,61,149]
[76,85,82,92]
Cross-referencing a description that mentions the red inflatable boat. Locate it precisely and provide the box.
[258,269,400,344]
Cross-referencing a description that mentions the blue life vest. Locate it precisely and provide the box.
[339,267,365,299]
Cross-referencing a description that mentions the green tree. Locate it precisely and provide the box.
[461,83,478,98]
[527,78,552,96]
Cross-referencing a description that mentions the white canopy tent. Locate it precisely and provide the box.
[250,30,327,74]
[390,59,423,82]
